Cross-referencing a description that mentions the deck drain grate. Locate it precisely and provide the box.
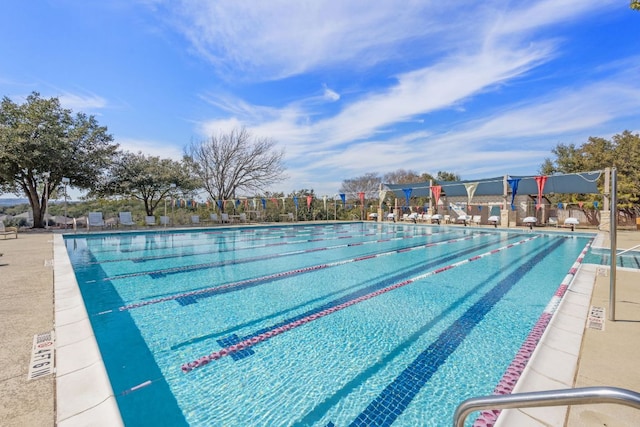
[27,331,55,380]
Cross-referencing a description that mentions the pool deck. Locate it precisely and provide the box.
[0,225,638,426]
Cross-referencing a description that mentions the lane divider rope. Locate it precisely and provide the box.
[473,238,593,427]
[180,235,540,373]
[114,233,487,313]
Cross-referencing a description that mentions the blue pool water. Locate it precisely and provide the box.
[583,247,640,269]
[64,223,593,426]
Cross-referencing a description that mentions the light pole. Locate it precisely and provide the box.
[42,172,50,229]
[62,177,70,228]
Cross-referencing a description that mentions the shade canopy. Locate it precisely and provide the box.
[382,171,602,199]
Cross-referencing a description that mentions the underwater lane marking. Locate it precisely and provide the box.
[83,224,414,262]
[348,237,566,427]
[102,229,445,281]
[474,238,593,427]
[116,233,485,313]
[180,235,540,373]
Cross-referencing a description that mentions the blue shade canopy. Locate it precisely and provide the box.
[382,171,602,199]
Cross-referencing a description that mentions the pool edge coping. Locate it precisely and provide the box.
[53,233,125,427]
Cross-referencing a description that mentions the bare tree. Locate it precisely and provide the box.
[339,172,382,199]
[185,127,286,210]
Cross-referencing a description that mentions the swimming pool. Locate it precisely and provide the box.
[584,247,640,269]
[63,223,593,426]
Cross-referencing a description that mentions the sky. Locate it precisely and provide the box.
[1,0,639,199]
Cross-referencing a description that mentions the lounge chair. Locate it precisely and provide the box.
[221,213,230,223]
[210,213,220,223]
[191,215,200,225]
[406,213,418,223]
[523,216,537,230]
[471,215,482,225]
[0,222,18,239]
[431,214,442,224]
[160,216,170,226]
[119,212,136,227]
[564,217,579,231]
[548,217,558,227]
[88,212,105,230]
[145,216,156,226]
[239,213,247,223]
[456,214,471,226]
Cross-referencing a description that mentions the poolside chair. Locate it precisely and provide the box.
[239,213,247,223]
[0,222,18,239]
[160,216,170,226]
[443,214,451,224]
[119,212,136,228]
[145,216,156,226]
[221,213,230,223]
[548,217,558,227]
[431,214,442,224]
[564,217,579,231]
[191,215,200,225]
[488,215,500,228]
[471,215,482,226]
[523,216,537,230]
[87,212,105,230]
[210,213,220,223]
[456,214,471,226]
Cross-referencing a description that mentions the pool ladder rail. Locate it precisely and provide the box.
[453,386,640,427]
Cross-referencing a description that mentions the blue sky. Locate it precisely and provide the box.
[1,0,638,199]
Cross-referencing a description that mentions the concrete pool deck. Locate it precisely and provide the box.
[0,226,638,426]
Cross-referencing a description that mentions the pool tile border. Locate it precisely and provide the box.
[490,262,598,426]
[53,234,124,427]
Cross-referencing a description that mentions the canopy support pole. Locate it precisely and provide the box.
[609,167,617,321]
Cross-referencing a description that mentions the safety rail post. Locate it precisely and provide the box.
[453,386,640,427]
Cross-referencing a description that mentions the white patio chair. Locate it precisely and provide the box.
[145,216,156,226]
[239,213,247,223]
[119,212,135,227]
[191,215,200,225]
[88,212,105,230]
[210,213,220,223]
[221,213,230,223]
[160,216,170,226]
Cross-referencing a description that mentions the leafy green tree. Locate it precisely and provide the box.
[0,92,118,227]
[541,130,640,218]
[435,171,461,182]
[632,0,640,11]
[185,127,286,212]
[92,151,198,216]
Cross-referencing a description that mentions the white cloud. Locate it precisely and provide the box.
[117,137,184,159]
[57,91,107,111]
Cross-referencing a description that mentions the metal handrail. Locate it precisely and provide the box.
[617,244,640,256]
[453,386,640,427]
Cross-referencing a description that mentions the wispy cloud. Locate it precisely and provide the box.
[57,91,107,112]
[144,0,630,194]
